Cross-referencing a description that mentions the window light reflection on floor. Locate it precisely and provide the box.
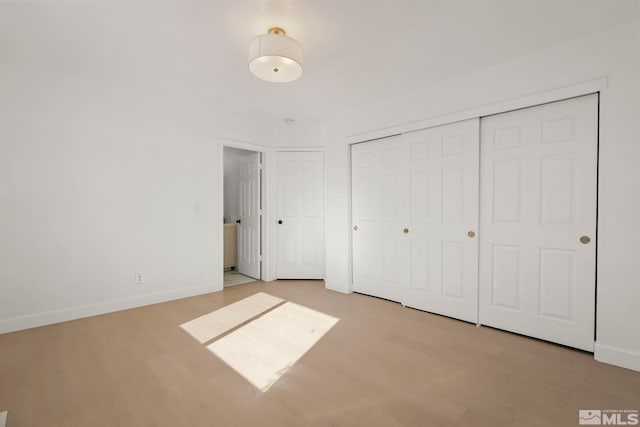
[180,293,339,391]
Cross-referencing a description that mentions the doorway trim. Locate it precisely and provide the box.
[219,138,273,284]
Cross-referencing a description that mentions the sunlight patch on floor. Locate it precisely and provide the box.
[180,292,340,392]
[180,292,283,343]
[208,302,339,391]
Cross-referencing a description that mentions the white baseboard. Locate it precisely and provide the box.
[0,410,7,427]
[0,283,223,335]
[595,342,640,372]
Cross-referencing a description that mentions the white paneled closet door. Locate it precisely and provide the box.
[352,136,409,302]
[352,119,480,318]
[402,119,480,322]
[479,94,598,351]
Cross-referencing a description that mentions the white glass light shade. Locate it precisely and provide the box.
[248,31,303,83]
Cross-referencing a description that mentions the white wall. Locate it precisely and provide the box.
[0,67,273,333]
[324,20,640,371]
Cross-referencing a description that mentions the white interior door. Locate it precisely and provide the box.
[276,151,324,279]
[351,136,409,302]
[479,94,598,351]
[402,119,480,322]
[237,152,261,279]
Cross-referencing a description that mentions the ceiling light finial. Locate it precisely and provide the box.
[248,27,303,83]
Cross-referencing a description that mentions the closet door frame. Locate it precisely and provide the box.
[345,78,606,146]
[349,79,604,342]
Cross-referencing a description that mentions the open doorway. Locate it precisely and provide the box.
[223,146,262,287]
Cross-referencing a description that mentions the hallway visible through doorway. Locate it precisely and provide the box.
[224,270,257,287]
[223,146,262,282]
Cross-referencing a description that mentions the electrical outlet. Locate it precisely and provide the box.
[135,273,144,284]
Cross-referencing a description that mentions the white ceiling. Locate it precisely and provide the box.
[1,0,639,130]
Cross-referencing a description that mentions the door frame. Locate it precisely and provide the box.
[220,139,273,283]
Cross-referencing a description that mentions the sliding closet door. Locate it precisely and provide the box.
[352,120,479,316]
[352,136,409,302]
[402,119,480,322]
[479,94,598,351]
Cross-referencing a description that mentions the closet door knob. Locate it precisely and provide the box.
[277,220,283,225]
[580,235,591,244]
[403,228,409,234]
[353,225,358,231]
[467,231,476,238]
[236,219,241,224]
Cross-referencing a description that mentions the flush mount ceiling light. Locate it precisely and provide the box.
[249,27,303,83]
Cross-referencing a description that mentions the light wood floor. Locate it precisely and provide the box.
[1,281,639,427]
